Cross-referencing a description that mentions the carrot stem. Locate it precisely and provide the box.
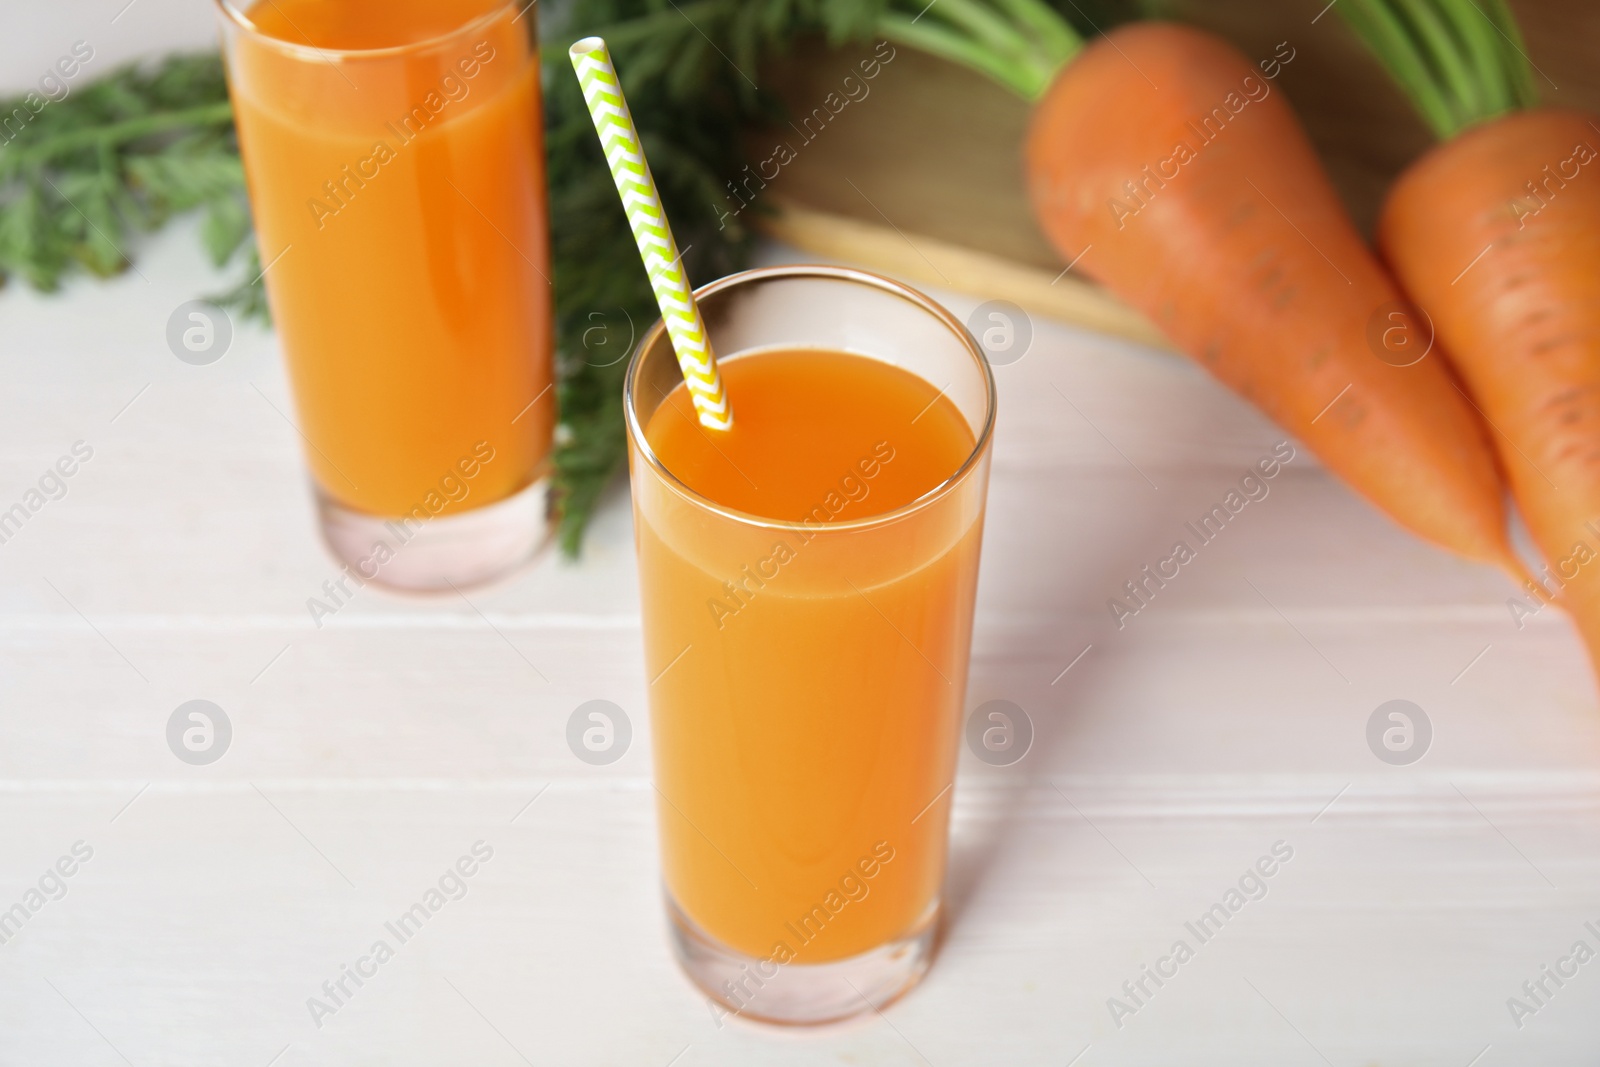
[877,13,1049,99]
[1468,0,1540,107]
[1343,0,1539,139]
[1341,0,1459,138]
[1401,2,1484,127]
[877,0,1083,103]
[4,101,236,168]
[934,0,1037,59]
[991,0,1082,59]
[1444,0,1513,115]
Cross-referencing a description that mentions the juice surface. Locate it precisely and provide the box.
[639,349,984,966]
[230,0,553,517]
[645,348,972,521]
[246,0,506,50]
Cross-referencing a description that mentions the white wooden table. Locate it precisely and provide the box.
[4,212,1599,1066]
[5,8,1600,1057]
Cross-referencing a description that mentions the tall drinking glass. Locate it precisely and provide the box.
[215,0,554,588]
[625,266,996,1024]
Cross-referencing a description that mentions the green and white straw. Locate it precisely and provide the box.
[569,36,733,431]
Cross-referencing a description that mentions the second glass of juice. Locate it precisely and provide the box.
[626,266,996,1024]
[215,0,555,588]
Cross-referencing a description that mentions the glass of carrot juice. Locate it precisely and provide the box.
[625,265,996,1024]
[214,0,554,589]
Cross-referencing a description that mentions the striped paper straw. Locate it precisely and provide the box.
[569,37,733,431]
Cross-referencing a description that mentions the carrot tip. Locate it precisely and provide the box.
[1496,552,1556,608]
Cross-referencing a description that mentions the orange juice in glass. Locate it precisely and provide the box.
[626,266,996,1024]
[215,0,554,588]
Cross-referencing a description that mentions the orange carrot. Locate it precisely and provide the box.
[1342,0,1600,659]
[1385,114,1600,642]
[1022,24,1518,573]
[875,7,1520,574]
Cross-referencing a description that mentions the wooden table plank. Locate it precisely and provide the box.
[1,206,1598,1067]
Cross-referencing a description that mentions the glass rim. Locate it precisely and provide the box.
[623,264,998,535]
[211,0,522,61]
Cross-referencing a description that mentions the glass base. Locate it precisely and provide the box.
[315,478,550,592]
[666,892,940,1026]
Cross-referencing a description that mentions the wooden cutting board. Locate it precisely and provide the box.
[749,0,1600,347]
